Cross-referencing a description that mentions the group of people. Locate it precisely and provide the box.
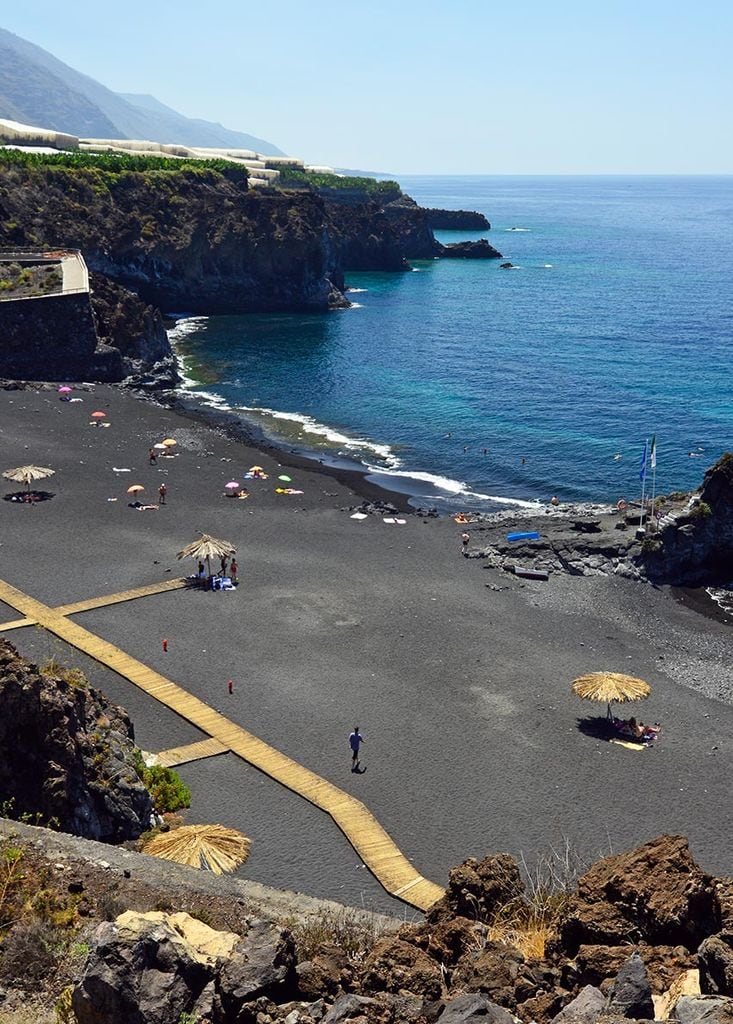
[196,555,238,585]
[613,716,661,744]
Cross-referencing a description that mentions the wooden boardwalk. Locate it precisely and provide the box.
[154,738,228,767]
[0,577,445,911]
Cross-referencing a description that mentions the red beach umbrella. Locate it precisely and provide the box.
[91,411,107,419]
[58,386,72,394]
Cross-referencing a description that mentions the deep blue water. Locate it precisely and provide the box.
[173,176,733,510]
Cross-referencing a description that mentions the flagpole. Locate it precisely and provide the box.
[640,438,648,532]
[651,439,658,530]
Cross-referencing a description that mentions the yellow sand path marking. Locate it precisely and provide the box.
[154,738,228,767]
[0,578,445,911]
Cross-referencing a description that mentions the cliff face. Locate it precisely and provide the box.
[0,640,153,841]
[644,454,733,583]
[0,164,343,314]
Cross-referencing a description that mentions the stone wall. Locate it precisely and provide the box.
[0,290,123,380]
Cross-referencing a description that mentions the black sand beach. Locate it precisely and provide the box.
[0,385,731,916]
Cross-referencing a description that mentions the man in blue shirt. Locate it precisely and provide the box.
[349,726,365,769]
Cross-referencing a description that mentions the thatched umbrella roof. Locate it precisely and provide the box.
[143,824,251,874]
[176,533,236,564]
[2,465,55,491]
[572,672,651,719]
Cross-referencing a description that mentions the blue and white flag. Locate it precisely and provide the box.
[639,439,648,482]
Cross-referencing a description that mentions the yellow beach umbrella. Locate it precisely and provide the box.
[127,484,145,494]
[162,438,177,447]
[572,671,651,720]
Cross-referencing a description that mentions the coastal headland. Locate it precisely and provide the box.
[0,384,730,917]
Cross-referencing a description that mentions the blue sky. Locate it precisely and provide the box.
[3,0,731,173]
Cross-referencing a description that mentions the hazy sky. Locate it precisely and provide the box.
[3,1,731,173]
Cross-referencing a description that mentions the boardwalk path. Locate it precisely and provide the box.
[0,577,444,911]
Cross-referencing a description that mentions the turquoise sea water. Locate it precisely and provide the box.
[172,176,733,511]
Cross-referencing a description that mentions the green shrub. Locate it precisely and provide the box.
[0,148,248,183]
[278,167,401,200]
[690,500,712,519]
[135,761,191,813]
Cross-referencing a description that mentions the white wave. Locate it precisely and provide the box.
[346,288,368,293]
[167,315,208,343]
[238,405,401,467]
[367,466,541,508]
[342,302,364,309]
[506,227,530,232]
[543,264,553,268]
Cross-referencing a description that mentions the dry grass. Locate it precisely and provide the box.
[142,824,251,875]
[474,840,586,960]
[289,907,392,962]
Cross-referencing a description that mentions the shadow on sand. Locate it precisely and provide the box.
[3,490,55,504]
[576,715,615,742]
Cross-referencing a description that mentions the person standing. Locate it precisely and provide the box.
[349,726,364,769]
[461,531,470,554]
[230,558,238,583]
[158,483,167,505]
[149,447,157,465]
[220,554,228,577]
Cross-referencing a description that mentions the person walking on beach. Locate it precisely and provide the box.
[461,531,470,554]
[149,447,157,465]
[158,482,167,505]
[349,726,364,769]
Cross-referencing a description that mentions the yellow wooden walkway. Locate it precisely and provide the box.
[0,578,186,631]
[154,738,228,768]
[0,577,444,911]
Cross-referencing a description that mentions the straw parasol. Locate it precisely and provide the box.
[3,465,55,493]
[177,532,236,577]
[143,824,251,874]
[127,484,145,494]
[572,672,651,720]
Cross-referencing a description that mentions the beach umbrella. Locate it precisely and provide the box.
[278,475,292,482]
[225,481,240,495]
[2,464,55,493]
[91,411,106,419]
[57,386,72,394]
[127,484,145,494]
[162,438,177,447]
[571,672,651,720]
[142,824,251,875]
[177,532,236,578]
[249,465,263,473]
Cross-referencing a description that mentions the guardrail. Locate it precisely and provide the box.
[0,287,90,304]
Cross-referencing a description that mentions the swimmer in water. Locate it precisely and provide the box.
[613,454,622,461]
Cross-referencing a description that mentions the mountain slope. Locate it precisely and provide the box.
[117,92,284,154]
[0,27,283,153]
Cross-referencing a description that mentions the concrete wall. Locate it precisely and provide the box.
[0,291,123,381]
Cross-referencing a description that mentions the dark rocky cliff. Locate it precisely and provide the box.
[0,164,343,315]
[0,640,153,841]
[643,453,733,583]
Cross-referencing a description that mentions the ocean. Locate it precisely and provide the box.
[171,175,733,513]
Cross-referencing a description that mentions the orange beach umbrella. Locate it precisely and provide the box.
[91,411,107,419]
[127,484,145,494]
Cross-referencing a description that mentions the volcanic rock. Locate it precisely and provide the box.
[672,994,733,1024]
[215,919,297,1018]
[427,854,524,926]
[437,992,518,1024]
[550,985,605,1024]
[558,836,720,955]
[440,240,503,259]
[604,952,654,1019]
[360,936,443,1000]
[72,910,235,1024]
[699,934,733,996]
[0,640,152,841]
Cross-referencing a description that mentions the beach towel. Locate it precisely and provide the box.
[383,517,396,524]
[395,518,407,525]
[113,467,131,472]
[609,739,646,751]
[350,512,368,520]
